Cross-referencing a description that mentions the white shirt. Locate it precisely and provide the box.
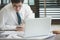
[0,3,35,30]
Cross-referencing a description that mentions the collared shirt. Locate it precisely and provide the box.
[0,3,35,30]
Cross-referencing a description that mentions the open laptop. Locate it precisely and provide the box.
[23,17,52,38]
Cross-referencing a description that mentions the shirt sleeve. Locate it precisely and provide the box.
[25,4,35,19]
[0,8,16,30]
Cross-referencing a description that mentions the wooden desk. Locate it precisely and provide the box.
[53,30,60,34]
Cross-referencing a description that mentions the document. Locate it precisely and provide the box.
[1,31,24,38]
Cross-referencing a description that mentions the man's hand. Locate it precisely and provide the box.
[16,24,25,31]
[16,27,24,31]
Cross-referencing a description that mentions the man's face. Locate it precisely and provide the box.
[12,2,23,12]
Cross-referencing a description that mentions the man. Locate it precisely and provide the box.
[0,0,34,31]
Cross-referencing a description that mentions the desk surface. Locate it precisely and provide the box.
[0,31,55,39]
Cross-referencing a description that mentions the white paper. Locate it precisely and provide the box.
[1,31,24,38]
[6,34,22,39]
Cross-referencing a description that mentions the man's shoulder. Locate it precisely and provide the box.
[22,4,29,7]
[22,4,30,10]
[2,3,12,10]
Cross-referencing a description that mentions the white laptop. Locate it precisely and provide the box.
[23,17,52,38]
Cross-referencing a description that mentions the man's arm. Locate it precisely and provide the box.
[0,8,17,31]
[16,20,25,31]
[25,4,35,18]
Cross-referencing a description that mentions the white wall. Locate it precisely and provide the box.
[51,25,60,30]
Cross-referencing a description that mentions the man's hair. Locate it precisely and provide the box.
[11,0,24,3]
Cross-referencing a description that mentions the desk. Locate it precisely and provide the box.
[0,36,55,40]
[0,31,55,40]
[53,30,60,34]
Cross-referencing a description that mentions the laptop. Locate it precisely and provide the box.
[23,17,52,38]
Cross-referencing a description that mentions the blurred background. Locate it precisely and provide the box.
[0,0,60,24]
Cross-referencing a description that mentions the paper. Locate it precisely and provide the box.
[6,34,22,39]
[1,31,24,38]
